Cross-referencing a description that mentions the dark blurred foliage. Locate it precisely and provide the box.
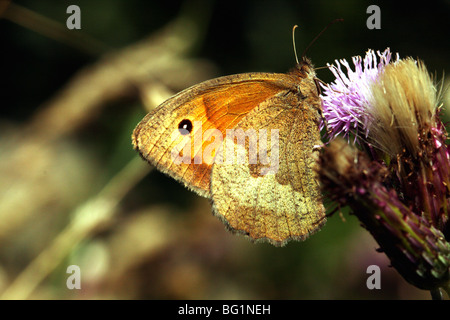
[0,0,448,299]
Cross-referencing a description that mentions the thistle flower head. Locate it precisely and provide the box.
[318,48,450,297]
[320,48,396,142]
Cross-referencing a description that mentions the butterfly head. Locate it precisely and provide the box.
[288,56,316,85]
[296,57,315,78]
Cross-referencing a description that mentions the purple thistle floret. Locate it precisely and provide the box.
[320,48,396,142]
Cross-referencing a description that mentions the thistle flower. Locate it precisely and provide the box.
[320,48,396,142]
[318,48,450,298]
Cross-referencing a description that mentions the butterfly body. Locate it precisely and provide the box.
[132,58,325,246]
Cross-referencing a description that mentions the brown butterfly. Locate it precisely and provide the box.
[132,26,326,246]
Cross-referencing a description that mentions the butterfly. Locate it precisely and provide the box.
[132,26,328,246]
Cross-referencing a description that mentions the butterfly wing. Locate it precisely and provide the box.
[210,72,326,246]
[132,73,295,197]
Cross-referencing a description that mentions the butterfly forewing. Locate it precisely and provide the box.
[132,73,299,197]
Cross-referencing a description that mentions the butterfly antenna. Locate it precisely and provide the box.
[301,18,343,60]
[292,25,300,65]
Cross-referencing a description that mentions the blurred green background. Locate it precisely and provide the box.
[0,0,449,299]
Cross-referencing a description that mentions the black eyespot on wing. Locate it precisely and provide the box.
[178,119,193,135]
